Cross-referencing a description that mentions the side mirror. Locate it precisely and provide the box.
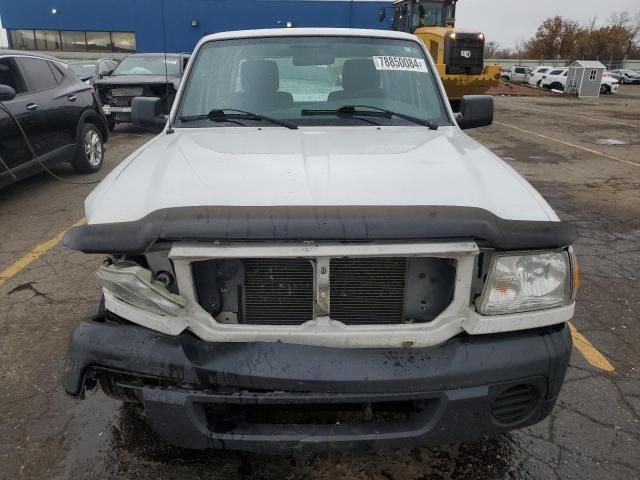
[378,7,386,22]
[456,95,493,129]
[131,97,166,131]
[0,84,17,102]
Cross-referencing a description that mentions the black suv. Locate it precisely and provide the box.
[0,52,109,189]
[95,53,190,129]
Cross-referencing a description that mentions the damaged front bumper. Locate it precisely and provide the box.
[64,317,572,453]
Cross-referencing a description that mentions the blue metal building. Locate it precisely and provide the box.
[0,0,391,54]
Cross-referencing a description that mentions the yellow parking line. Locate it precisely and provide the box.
[569,322,615,372]
[0,218,86,289]
[496,101,639,128]
[494,121,640,168]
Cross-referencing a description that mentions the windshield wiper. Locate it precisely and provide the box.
[178,108,297,129]
[301,105,438,130]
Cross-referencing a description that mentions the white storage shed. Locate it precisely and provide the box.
[566,61,606,97]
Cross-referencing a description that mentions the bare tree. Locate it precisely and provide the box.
[608,11,640,57]
[558,19,581,57]
[513,37,527,61]
[494,47,516,59]
[485,41,500,59]
[526,17,561,58]
[524,12,640,61]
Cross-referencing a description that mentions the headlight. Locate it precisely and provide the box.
[478,251,572,315]
[97,263,186,316]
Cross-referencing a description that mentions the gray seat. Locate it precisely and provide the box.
[328,59,384,103]
[229,60,293,112]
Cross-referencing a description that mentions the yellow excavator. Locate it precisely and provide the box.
[379,0,501,105]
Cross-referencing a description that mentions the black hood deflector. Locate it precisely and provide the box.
[63,206,576,254]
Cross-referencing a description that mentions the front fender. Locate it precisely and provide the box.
[76,104,109,144]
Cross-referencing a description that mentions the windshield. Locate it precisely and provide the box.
[69,62,97,77]
[113,56,179,76]
[393,1,454,31]
[175,36,448,128]
[411,1,450,27]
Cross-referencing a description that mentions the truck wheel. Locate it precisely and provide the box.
[72,123,104,173]
[550,82,563,91]
[600,84,611,94]
[501,75,509,81]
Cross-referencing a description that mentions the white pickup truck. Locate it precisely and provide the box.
[62,28,577,453]
[501,65,533,83]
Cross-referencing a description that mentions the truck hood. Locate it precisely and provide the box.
[94,74,181,87]
[86,126,557,224]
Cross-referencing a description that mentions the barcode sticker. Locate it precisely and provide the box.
[372,56,428,73]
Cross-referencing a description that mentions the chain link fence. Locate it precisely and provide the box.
[488,58,640,71]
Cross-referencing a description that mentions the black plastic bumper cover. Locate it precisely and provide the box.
[64,319,572,452]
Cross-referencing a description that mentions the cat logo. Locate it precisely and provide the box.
[460,50,472,59]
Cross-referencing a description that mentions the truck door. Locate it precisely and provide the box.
[513,67,526,83]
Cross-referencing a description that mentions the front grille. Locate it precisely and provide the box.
[113,96,134,107]
[204,400,431,433]
[330,257,407,324]
[445,34,485,75]
[243,259,314,325]
[491,384,539,424]
[193,255,455,326]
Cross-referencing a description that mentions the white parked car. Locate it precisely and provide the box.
[539,68,569,90]
[599,75,620,94]
[62,28,577,453]
[527,65,555,87]
[542,68,619,94]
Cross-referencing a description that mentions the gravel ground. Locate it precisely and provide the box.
[486,81,555,97]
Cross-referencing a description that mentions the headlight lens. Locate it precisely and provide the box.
[478,252,571,315]
[97,263,186,316]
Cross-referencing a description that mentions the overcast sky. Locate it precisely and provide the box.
[456,0,640,48]
[0,1,638,51]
